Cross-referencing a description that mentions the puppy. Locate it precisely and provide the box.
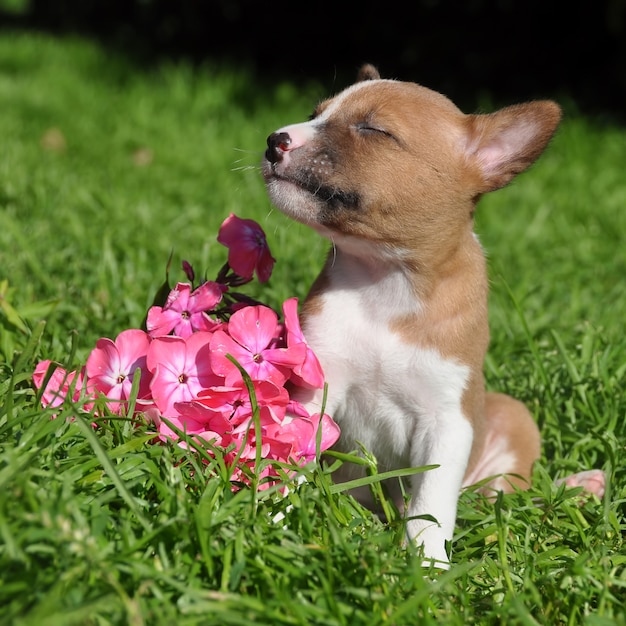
[262,65,603,566]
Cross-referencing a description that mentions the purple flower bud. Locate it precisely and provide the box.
[182,260,195,283]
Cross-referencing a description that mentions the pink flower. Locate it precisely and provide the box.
[266,402,341,463]
[194,379,289,433]
[86,329,152,413]
[282,297,325,389]
[146,281,225,339]
[174,400,233,435]
[217,213,276,283]
[227,432,293,491]
[209,305,306,386]
[156,401,233,449]
[31,210,342,493]
[237,434,292,465]
[147,332,222,416]
[33,360,88,409]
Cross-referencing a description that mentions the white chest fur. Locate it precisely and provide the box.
[298,252,474,565]
[302,252,470,461]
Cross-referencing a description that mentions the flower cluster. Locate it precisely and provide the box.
[33,213,339,488]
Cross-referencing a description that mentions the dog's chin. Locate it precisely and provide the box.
[264,176,322,226]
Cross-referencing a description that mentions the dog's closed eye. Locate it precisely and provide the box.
[354,122,397,142]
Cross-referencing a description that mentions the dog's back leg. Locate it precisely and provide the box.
[463,393,605,498]
[463,392,540,493]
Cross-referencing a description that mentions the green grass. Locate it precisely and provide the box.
[1,31,625,625]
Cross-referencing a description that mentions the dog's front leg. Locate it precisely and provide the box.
[405,412,474,567]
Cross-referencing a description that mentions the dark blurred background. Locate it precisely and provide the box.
[1,0,625,118]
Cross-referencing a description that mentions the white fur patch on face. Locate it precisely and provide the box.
[315,79,395,122]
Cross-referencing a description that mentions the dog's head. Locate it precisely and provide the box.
[263,65,561,262]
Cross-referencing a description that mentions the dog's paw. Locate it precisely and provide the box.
[555,469,606,498]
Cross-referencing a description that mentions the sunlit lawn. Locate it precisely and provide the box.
[1,31,625,625]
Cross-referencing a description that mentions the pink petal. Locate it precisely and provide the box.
[84,331,157,412]
[115,329,151,374]
[172,319,195,339]
[146,306,180,337]
[254,380,289,423]
[262,436,295,463]
[189,311,221,333]
[263,344,307,369]
[217,213,275,282]
[174,400,232,435]
[167,283,191,312]
[196,384,244,411]
[266,417,314,456]
[290,347,325,389]
[282,297,304,343]
[147,336,187,374]
[240,343,307,387]
[148,333,222,415]
[282,299,325,388]
[184,331,215,374]
[228,305,278,354]
[195,385,253,427]
[209,330,255,385]
[189,281,225,313]
[286,399,310,419]
[157,415,222,445]
[246,359,289,386]
[86,338,120,390]
[217,213,256,246]
[33,359,54,392]
[315,412,341,451]
[152,283,223,337]
[255,246,276,283]
[274,412,340,461]
[227,246,257,280]
[33,360,76,409]
[150,365,191,415]
[218,214,257,278]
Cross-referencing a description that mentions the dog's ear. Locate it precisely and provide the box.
[357,64,381,82]
[465,101,561,192]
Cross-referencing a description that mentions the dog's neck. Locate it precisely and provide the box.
[316,220,484,304]
[322,246,421,319]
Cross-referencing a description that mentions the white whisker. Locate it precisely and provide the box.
[232,147,264,155]
[230,164,260,173]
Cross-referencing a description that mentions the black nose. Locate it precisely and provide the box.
[265,131,291,164]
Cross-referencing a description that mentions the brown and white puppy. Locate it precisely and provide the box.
[262,65,604,566]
